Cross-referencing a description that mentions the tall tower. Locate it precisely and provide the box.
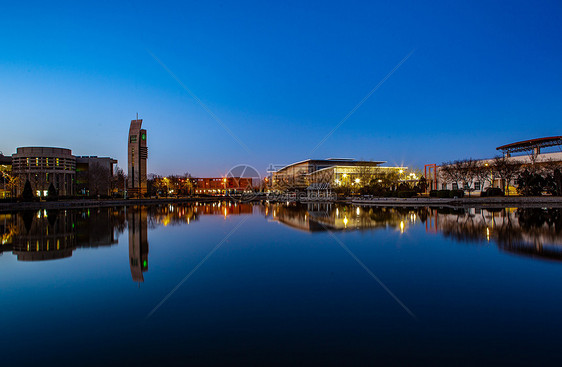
[127,119,148,197]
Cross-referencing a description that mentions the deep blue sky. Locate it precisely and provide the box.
[1,0,561,177]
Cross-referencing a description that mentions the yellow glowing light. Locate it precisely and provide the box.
[486,227,490,242]
[355,178,360,184]
[342,174,348,178]
[399,169,404,174]
[343,216,348,228]
[356,207,360,215]
[400,221,405,233]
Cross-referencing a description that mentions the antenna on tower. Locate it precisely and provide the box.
[136,112,138,120]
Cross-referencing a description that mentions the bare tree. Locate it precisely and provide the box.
[89,163,112,196]
[440,161,463,190]
[491,156,521,196]
[1,171,19,198]
[471,161,494,193]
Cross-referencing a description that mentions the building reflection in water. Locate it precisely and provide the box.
[1,203,562,277]
[128,206,149,283]
[263,202,562,262]
[0,208,124,262]
[265,202,414,233]
[426,207,562,261]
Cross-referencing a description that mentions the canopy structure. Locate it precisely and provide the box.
[496,136,562,155]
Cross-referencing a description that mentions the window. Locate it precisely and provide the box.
[474,181,481,191]
[452,183,458,190]
[442,183,447,190]
[130,135,137,143]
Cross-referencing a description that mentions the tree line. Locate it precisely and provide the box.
[439,156,562,196]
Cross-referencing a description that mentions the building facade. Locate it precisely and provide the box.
[127,119,148,197]
[193,177,254,195]
[76,156,118,196]
[1,147,117,198]
[271,158,406,191]
[11,147,76,197]
[428,136,562,195]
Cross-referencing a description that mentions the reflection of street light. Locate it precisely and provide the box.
[355,178,360,184]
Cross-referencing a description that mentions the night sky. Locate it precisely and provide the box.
[1,0,561,177]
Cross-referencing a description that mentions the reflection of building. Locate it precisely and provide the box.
[429,207,562,261]
[128,207,149,282]
[268,203,413,233]
[270,158,405,191]
[128,119,148,197]
[12,147,76,197]
[0,208,121,261]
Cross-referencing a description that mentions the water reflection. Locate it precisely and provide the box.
[0,208,124,261]
[128,206,149,283]
[1,203,562,271]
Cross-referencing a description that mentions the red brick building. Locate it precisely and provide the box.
[193,177,254,195]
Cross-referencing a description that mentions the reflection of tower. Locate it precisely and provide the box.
[127,118,148,197]
[128,207,149,283]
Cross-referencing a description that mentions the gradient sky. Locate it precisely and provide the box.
[1,0,561,177]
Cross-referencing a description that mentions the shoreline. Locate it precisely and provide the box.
[0,197,233,212]
[348,196,562,208]
[1,196,562,212]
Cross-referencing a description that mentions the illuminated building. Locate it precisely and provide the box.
[7,147,117,197]
[127,119,148,197]
[270,158,406,191]
[11,147,76,197]
[193,177,253,195]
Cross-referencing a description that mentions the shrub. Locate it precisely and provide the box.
[484,188,504,197]
[21,180,35,201]
[449,189,465,198]
[46,183,59,201]
[437,190,450,198]
[397,190,417,198]
[429,190,438,198]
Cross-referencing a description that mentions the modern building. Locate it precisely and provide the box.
[128,119,148,197]
[76,156,117,196]
[270,158,406,191]
[11,147,76,197]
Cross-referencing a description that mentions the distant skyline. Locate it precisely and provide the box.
[1,0,561,177]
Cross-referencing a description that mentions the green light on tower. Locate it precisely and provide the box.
[141,133,146,141]
[143,260,147,268]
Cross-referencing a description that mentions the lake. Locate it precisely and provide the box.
[1,202,562,366]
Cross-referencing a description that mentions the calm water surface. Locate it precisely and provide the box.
[1,203,562,366]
